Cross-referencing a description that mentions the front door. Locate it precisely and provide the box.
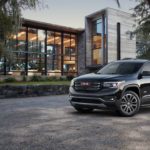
[140,62,150,104]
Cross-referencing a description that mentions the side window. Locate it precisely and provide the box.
[142,63,150,76]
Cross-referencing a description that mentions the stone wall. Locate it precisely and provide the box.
[77,32,86,75]
[0,85,69,98]
[85,17,92,66]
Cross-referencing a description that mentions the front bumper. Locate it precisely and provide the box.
[69,87,122,109]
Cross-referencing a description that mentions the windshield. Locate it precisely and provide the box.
[97,62,143,75]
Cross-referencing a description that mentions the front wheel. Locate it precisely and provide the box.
[74,106,93,113]
[117,91,140,117]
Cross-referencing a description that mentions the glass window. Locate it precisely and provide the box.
[142,63,150,76]
[38,30,45,53]
[47,31,61,76]
[28,28,38,53]
[9,27,26,52]
[47,31,54,55]
[0,58,4,75]
[63,33,77,76]
[10,52,26,72]
[97,62,143,75]
[92,16,107,65]
[92,18,102,65]
[93,19,102,34]
[28,29,46,75]
[7,27,27,75]
[6,26,78,77]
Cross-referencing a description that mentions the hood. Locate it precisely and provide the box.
[75,73,134,82]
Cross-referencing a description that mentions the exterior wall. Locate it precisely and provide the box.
[77,32,86,75]
[107,8,136,62]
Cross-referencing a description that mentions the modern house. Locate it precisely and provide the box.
[0,8,136,77]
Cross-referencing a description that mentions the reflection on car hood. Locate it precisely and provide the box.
[75,73,134,82]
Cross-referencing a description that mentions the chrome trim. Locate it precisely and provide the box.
[74,81,102,91]
[142,95,150,99]
[141,104,150,107]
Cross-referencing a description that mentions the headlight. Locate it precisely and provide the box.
[70,79,75,87]
[103,81,125,88]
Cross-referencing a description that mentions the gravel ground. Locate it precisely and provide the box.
[0,95,150,150]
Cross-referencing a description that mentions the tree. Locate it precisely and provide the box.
[0,0,40,56]
[133,0,150,58]
[116,0,150,59]
[115,0,120,7]
[116,0,150,36]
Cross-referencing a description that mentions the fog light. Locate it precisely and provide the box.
[110,98,114,101]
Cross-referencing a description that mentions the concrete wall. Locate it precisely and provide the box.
[107,8,136,62]
[77,8,136,74]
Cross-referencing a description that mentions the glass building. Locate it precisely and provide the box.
[0,19,80,77]
[0,8,136,77]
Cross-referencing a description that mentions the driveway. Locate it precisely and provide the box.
[0,95,150,150]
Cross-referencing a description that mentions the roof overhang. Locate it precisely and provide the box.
[22,18,84,34]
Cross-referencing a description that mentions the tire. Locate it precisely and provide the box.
[116,91,140,117]
[74,106,93,113]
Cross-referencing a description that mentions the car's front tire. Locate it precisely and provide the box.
[117,91,140,117]
[74,106,93,113]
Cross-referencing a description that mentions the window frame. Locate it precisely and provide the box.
[141,62,150,77]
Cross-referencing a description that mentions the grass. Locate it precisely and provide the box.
[0,81,71,86]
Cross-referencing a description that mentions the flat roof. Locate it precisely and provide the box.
[22,18,84,34]
[86,7,132,18]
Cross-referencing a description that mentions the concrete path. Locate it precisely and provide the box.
[0,95,150,150]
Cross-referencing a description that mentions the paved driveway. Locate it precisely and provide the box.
[0,95,150,150]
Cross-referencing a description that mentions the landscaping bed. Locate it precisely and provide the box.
[0,76,71,98]
[0,84,70,99]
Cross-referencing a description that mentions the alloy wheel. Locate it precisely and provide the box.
[120,93,138,115]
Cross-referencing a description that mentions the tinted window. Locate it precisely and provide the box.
[97,62,144,75]
[142,63,150,76]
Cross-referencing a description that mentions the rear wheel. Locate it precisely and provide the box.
[117,91,140,117]
[74,106,93,113]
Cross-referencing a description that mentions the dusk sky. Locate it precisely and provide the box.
[22,0,137,28]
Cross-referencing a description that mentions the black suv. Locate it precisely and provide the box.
[69,59,150,116]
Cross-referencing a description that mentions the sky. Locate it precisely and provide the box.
[22,0,138,28]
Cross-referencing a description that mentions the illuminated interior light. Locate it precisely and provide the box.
[13,32,25,39]
[47,37,60,43]
[30,36,37,41]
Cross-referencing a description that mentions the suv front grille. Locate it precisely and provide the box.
[74,81,101,92]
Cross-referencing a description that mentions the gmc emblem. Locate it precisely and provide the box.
[81,82,90,86]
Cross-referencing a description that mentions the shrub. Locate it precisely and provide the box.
[59,76,67,81]
[30,75,43,82]
[4,77,16,83]
[67,75,74,80]
[22,76,27,82]
[45,76,57,81]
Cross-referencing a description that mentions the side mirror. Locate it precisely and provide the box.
[142,71,150,76]
[138,73,143,79]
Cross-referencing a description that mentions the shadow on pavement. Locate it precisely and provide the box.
[69,109,118,117]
